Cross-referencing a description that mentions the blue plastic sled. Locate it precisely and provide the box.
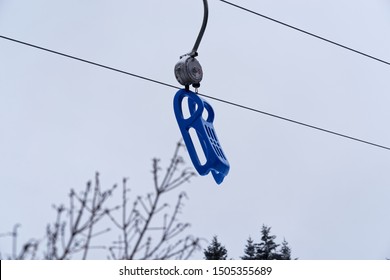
[173,89,229,184]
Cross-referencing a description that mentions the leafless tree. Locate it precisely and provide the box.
[44,172,115,260]
[107,141,199,259]
[0,224,38,260]
[0,141,200,259]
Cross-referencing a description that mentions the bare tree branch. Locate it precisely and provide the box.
[1,141,200,260]
[108,141,199,260]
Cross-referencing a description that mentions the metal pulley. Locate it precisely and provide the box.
[175,0,208,89]
[174,54,203,88]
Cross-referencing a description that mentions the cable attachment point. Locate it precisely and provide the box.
[174,0,208,89]
[174,54,203,88]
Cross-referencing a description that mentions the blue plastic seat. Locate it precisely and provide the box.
[173,89,230,184]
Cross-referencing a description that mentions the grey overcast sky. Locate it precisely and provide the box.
[1,0,390,259]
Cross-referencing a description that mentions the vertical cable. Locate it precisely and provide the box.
[190,0,209,57]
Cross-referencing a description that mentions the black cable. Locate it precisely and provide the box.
[1,34,390,151]
[219,0,390,67]
[198,93,390,151]
[191,0,209,56]
[0,35,180,90]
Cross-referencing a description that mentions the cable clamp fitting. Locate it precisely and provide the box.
[174,54,203,88]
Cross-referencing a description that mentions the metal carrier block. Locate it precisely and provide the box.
[174,55,203,88]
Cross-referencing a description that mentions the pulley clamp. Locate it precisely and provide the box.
[174,54,203,88]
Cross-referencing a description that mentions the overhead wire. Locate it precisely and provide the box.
[1,34,390,151]
[218,0,390,67]
[0,36,180,90]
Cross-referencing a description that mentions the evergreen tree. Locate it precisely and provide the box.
[241,237,256,260]
[255,225,280,260]
[241,225,294,260]
[204,236,228,260]
[279,239,292,260]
